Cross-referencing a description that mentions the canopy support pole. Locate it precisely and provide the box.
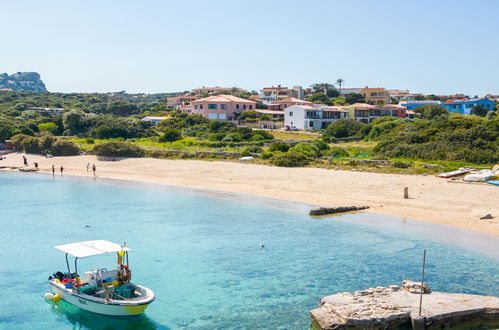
[65,253,71,274]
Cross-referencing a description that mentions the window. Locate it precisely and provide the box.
[207,113,217,119]
[208,104,217,109]
[200,105,204,109]
[243,105,246,110]
[218,113,227,120]
[236,104,240,109]
[289,111,293,116]
[221,104,226,109]
[249,105,252,110]
[194,105,198,109]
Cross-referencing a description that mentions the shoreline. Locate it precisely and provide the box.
[1,153,498,236]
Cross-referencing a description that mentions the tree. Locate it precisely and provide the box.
[485,111,497,120]
[414,105,448,119]
[239,110,258,120]
[326,89,340,98]
[470,104,488,117]
[62,110,85,135]
[336,78,344,95]
[106,100,139,116]
[306,92,330,104]
[345,93,365,104]
[37,122,58,134]
[311,83,335,95]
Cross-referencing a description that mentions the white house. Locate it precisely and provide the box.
[284,105,349,130]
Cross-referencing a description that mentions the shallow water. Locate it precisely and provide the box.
[0,172,498,329]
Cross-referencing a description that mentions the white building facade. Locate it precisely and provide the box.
[284,105,349,130]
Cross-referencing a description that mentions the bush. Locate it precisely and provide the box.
[93,141,144,157]
[85,137,95,144]
[10,134,31,148]
[269,141,290,152]
[159,128,182,143]
[330,146,349,158]
[38,136,55,154]
[244,145,263,153]
[323,119,365,139]
[51,139,80,156]
[271,151,310,167]
[21,137,42,154]
[261,151,273,159]
[289,142,322,158]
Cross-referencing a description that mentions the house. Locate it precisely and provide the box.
[260,85,304,103]
[241,109,285,129]
[360,87,389,105]
[192,86,245,97]
[338,88,362,96]
[267,97,312,110]
[443,98,495,115]
[191,94,256,121]
[141,116,169,125]
[27,107,69,115]
[398,100,443,110]
[167,94,197,107]
[387,90,423,101]
[284,105,348,130]
[344,103,407,123]
[255,109,285,121]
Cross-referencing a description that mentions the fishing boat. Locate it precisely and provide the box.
[47,240,155,316]
[437,167,473,178]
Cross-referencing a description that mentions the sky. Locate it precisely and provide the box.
[1,0,498,95]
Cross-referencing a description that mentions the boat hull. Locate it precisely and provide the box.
[50,281,153,316]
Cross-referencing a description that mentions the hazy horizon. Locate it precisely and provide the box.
[2,0,498,96]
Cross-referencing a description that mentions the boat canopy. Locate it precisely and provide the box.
[54,240,131,258]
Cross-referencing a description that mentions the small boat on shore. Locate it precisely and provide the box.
[438,167,473,178]
[48,240,155,316]
[463,169,494,182]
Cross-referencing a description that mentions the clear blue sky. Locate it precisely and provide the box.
[2,0,498,95]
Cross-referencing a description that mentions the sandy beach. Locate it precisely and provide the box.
[1,153,498,236]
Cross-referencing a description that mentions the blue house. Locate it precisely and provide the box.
[398,100,443,110]
[443,98,495,115]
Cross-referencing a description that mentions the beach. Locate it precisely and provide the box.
[1,153,498,236]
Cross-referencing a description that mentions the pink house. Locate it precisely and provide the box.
[191,94,256,121]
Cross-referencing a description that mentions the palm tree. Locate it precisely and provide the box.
[336,78,344,95]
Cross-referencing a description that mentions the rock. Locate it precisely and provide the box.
[402,280,431,294]
[310,206,369,216]
[0,72,47,92]
[480,214,494,220]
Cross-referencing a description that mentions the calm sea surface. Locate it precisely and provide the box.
[0,172,498,329]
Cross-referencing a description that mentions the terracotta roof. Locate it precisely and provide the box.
[191,94,256,104]
[351,103,377,109]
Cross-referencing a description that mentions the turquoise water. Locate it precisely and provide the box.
[0,172,498,329]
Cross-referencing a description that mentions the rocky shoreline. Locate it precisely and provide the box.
[311,282,499,329]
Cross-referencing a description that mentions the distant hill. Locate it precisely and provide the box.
[0,72,47,92]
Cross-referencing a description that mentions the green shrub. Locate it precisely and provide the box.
[244,145,263,153]
[323,118,365,139]
[289,142,322,158]
[38,136,55,154]
[10,134,31,148]
[51,139,80,156]
[310,139,329,150]
[21,137,42,154]
[261,151,273,159]
[330,146,349,158]
[271,151,310,167]
[159,129,182,143]
[93,141,144,157]
[85,137,95,144]
[269,141,290,152]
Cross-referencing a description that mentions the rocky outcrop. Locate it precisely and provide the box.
[0,72,47,92]
[311,283,499,329]
[309,206,369,216]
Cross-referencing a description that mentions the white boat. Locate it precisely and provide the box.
[438,167,473,178]
[48,240,155,316]
[463,169,494,182]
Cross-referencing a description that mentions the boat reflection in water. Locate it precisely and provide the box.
[48,299,169,330]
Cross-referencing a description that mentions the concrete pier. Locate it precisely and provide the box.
[311,282,499,329]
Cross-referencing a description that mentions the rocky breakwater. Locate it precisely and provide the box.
[311,281,499,329]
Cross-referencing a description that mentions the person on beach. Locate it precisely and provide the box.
[86,163,90,171]
[23,155,27,166]
[34,162,38,169]
[52,165,55,175]
[92,164,96,176]
[60,165,64,175]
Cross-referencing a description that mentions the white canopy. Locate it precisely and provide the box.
[54,240,131,258]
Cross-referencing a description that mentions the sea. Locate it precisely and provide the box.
[0,172,498,329]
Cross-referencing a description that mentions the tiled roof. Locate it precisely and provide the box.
[273,97,311,104]
[192,94,256,104]
[444,98,488,104]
